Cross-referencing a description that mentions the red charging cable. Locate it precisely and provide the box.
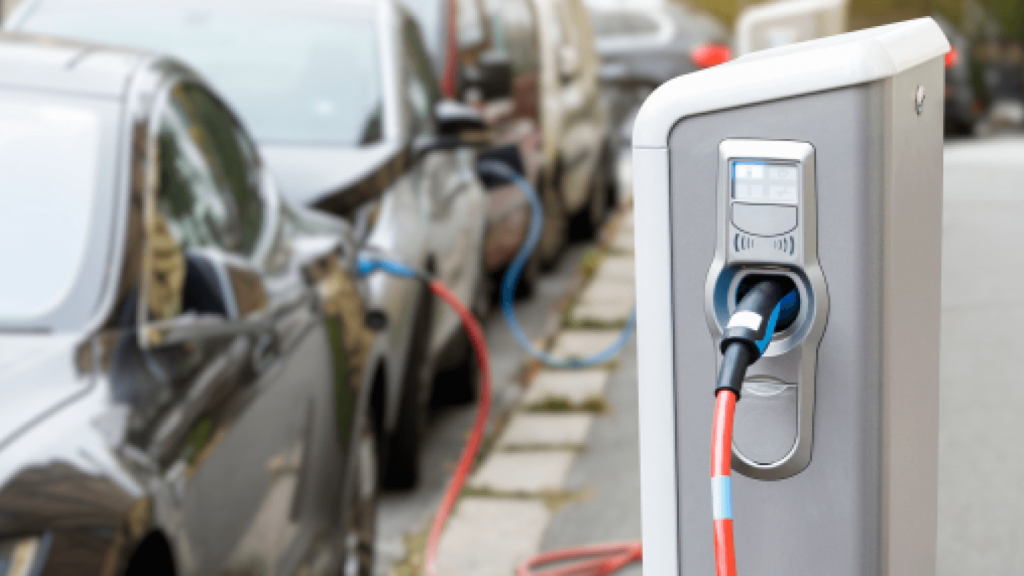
[711,391,737,576]
[423,278,642,576]
[424,279,491,576]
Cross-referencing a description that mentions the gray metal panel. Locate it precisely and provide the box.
[668,83,887,575]
[881,59,943,576]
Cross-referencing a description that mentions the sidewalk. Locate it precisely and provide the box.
[425,208,641,576]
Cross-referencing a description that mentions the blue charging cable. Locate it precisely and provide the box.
[356,257,420,280]
[477,160,637,369]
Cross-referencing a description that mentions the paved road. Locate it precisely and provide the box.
[938,136,1024,574]
[376,244,587,575]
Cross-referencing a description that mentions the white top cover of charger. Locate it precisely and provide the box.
[632,17,950,148]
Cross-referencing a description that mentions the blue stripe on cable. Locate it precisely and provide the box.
[756,301,781,354]
[756,290,797,354]
[711,475,733,521]
[477,160,636,369]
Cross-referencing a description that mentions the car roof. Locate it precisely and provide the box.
[0,33,150,99]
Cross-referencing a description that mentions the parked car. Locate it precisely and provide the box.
[584,0,729,151]
[530,0,614,259]
[9,0,492,489]
[0,35,384,575]
[399,0,544,286]
[403,0,613,268]
[934,13,981,135]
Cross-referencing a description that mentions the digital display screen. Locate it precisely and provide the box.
[732,161,799,203]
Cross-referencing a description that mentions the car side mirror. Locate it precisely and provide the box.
[436,99,488,136]
[414,100,491,156]
[558,45,581,83]
[139,249,269,349]
[462,51,514,102]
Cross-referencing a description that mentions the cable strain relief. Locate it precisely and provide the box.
[719,335,761,363]
[715,342,753,400]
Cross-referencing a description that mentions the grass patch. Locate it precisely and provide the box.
[458,487,592,511]
[561,317,630,330]
[524,396,609,414]
[388,525,430,576]
[499,443,586,452]
[578,247,605,283]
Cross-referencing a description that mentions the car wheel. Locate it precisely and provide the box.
[537,169,568,270]
[570,158,608,240]
[341,411,378,576]
[471,258,492,321]
[382,285,433,489]
[431,328,480,406]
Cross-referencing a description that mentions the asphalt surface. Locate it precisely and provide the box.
[376,244,587,575]
[937,136,1024,574]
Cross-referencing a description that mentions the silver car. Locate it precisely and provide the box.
[0,36,386,575]
[9,0,492,488]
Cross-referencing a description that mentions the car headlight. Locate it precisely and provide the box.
[0,534,51,576]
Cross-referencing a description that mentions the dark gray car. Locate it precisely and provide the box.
[7,0,492,490]
[0,35,384,576]
[584,0,729,144]
[934,13,980,135]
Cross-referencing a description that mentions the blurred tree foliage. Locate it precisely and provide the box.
[681,0,1024,41]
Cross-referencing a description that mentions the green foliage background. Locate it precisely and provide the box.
[684,0,1024,41]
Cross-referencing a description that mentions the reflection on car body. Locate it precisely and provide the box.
[0,36,383,575]
[9,0,491,490]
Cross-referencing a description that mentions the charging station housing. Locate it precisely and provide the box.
[633,19,948,575]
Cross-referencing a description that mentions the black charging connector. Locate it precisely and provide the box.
[716,277,795,399]
[735,274,799,332]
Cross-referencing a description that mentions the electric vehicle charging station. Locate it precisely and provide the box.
[633,18,948,576]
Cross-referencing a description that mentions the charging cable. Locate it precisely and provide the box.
[358,254,642,575]
[477,160,636,369]
[711,279,796,576]
[357,256,491,576]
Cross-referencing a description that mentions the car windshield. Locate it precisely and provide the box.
[21,1,384,147]
[0,90,117,331]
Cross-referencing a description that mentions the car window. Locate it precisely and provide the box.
[0,92,114,329]
[486,0,540,74]
[179,85,265,256]
[458,0,487,50]
[403,16,441,138]
[154,85,250,257]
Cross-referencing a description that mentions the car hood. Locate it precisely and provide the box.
[259,141,406,213]
[0,334,93,449]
